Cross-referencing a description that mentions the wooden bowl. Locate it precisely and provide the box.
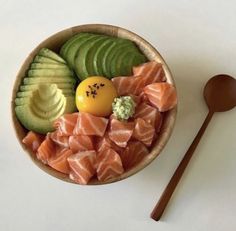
[11,24,177,185]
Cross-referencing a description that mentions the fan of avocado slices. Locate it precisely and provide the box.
[60,33,147,80]
[15,48,77,134]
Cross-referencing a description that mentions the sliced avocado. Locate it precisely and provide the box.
[15,96,76,134]
[15,84,76,134]
[17,88,75,98]
[15,105,55,133]
[86,37,110,76]
[20,82,75,91]
[93,38,115,76]
[64,33,98,69]
[38,48,66,64]
[110,44,140,77]
[120,53,147,76]
[101,39,133,78]
[104,40,135,78]
[33,55,62,64]
[60,33,90,59]
[28,68,74,77]
[30,63,67,69]
[74,35,107,80]
[23,77,76,85]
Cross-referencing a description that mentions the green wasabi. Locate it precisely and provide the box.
[112,96,136,121]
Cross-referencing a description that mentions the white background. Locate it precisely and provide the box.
[1,0,236,230]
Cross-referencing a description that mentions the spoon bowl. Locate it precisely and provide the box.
[204,74,236,112]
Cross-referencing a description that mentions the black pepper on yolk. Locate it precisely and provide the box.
[75,76,118,117]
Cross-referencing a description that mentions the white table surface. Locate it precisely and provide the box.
[1,0,236,230]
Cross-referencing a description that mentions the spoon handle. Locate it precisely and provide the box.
[150,111,214,221]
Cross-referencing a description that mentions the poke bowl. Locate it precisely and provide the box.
[11,24,177,185]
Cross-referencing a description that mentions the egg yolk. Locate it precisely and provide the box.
[75,76,118,117]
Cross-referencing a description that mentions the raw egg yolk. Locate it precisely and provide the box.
[75,76,118,117]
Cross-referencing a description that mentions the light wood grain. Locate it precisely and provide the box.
[11,24,177,185]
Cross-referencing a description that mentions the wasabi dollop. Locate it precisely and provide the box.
[112,96,136,121]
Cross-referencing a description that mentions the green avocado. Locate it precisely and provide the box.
[28,68,74,77]
[102,39,133,78]
[38,48,66,64]
[30,63,67,69]
[33,55,62,64]
[93,38,115,76]
[17,88,75,98]
[119,52,147,76]
[60,33,90,59]
[86,37,110,76]
[23,77,76,85]
[20,82,75,92]
[74,35,107,80]
[105,40,135,79]
[15,84,76,134]
[63,33,97,69]
[110,44,139,77]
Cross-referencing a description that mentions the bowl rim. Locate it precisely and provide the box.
[11,23,177,185]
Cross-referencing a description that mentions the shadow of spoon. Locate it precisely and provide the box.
[150,74,236,221]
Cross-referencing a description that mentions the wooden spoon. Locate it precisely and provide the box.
[151,74,236,221]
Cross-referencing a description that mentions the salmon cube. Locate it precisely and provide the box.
[67,150,97,185]
[97,148,124,182]
[108,118,134,147]
[120,141,149,170]
[73,112,108,137]
[133,118,155,146]
[22,131,45,152]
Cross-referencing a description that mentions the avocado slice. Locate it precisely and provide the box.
[38,48,66,64]
[74,36,108,80]
[119,53,147,76]
[33,55,62,64]
[86,37,110,76]
[104,40,136,78]
[15,96,76,134]
[101,39,133,78]
[15,84,76,134]
[109,44,140,77]
[30,63,67,69]
[17,88,75,98]
[60,33,90,59]
[20,82,75,91]
[64,33,98,69]
[93,38,115,76]
[28,68,74,77]
[23,77,76,85]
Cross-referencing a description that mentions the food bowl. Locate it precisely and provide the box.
[11,24,177,185]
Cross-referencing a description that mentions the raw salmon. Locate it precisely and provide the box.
[68,135,93,153]
[132,118,155,146]
[37,136,56,164]
[48,148,73,174]
[108,118,134,147]
[132,61,166,82]
[120,141,149,170]
[53,113,78,136]
[49,131,69,148]
[144,83,177,112]
[22,131,45,152]
[134,102,159,127]
[112,61,165,96]
[97,148,124,182]
[73,112,108,137]
[95,133,124,155]
[129,94,142,105]
[67,150,97,185]
[112,75,145,96]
